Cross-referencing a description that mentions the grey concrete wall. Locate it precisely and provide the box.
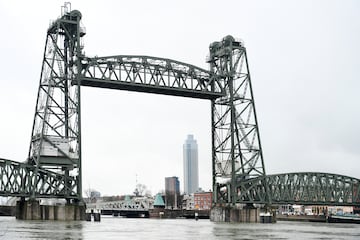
[210,206,262,223]
[0,206,15,216]
[16,200,85,220]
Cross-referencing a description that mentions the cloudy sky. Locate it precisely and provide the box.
[0,0,359,196]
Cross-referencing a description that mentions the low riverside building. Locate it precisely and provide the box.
[194,192,212,210]
[182,194,194,210]
[182,191,212,210]
[278,204,355,216]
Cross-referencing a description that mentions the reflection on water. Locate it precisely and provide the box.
[0,218,83,240]
[1,216,360,240]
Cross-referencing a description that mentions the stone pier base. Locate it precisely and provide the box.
[210,206,262,223]
[16,200,86,220]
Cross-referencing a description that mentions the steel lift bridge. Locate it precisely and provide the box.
[1,5,360,208]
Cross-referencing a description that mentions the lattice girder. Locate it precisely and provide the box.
[78,55,224,99]
[209,36,267,205]
[214,172,360,206]
[0,158,78,198]
[28,10,84,169]
[90,198,151,211]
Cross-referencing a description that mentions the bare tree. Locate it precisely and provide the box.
[84,188,101,203]
[133,183,148,197]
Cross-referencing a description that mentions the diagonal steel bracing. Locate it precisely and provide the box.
[27,8,85,200]
[0,158,77,198]
[78,55,224,99]
[208,36,268,205]
[233,172,360,206]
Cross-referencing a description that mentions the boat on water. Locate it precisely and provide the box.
[327,214,360,224]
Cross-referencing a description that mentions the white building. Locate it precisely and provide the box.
[182,194,195,210]
[183,134,199,194]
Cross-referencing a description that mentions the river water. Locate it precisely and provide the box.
[1,216,360,239]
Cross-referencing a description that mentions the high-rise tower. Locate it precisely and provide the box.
[165,176,180,209]
[183,135,199,194]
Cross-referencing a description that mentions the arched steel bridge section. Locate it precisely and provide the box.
[87,197,152,212]
[79,55,223,99]
[1,5,360,207]
[216,172,360,206]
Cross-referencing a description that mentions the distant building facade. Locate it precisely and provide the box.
[182,194,194,210]
[194,192,212,210]
[182,191,212,210]
[165,176,181,209]
[183,134,199,194]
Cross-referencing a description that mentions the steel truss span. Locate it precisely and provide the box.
[79,55,224,99]
[218,172,360,206]
[87,198,151,211]
[0,158,78,199]
[268,172,360,206]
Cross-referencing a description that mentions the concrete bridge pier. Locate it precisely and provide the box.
[16,199,86,220]
[210,204,276,223]
[16,199,41,220]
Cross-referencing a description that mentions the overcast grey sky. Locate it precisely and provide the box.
[0,0,359,196]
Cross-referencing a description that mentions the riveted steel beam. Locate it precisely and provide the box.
[78,55,225,100]
[0,158,78,199]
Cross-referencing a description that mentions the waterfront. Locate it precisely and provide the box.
[1,216,360,239]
